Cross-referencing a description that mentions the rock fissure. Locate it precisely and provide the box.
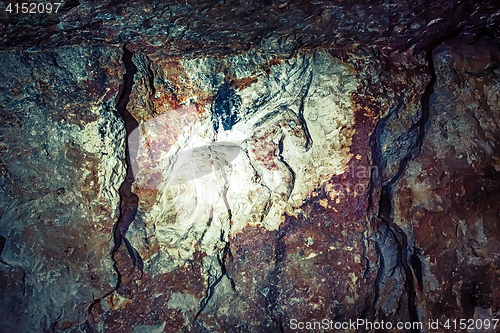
[195,168,235,322]
[112,45,143,279]
[410,247,424,292]
[277,136,296,201]
[0,234,6,257]
[373,240,385,308]
[391,222,419,328]
[2,2,500,331]
[86,45,143,317]
[295,65,314,151]
[369,46,438,330]
[267,229,288,331]
[195,237,233,320]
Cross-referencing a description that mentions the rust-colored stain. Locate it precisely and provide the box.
[152,60,192,113]
[151,91,183,114]
[233,75,258,90]
[134,187,158,210]
[268,58,282,66]
[90,249,207,332]
[261,58,282,74]
[248,127,280,170]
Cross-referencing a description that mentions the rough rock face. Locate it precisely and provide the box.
[393,37,500,325]
[1,0,500,57]
[89,49,370,332]
[0,47,125,331]
[1,1,500,333]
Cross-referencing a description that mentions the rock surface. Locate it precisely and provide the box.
[0,1,500,333]
[0,46,125,331]
[1,0,500,57]
[393,36,500,326]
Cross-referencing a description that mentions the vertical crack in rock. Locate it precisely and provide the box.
[146,61,156,98]
[0,234,5,257]
[113,45,143,282]
[373,241,385,308]
[368,26,468,329]
[294,63,314,151]
[194,232,234,321]
[367,90,407,218]
[390,223,419,326]
[369,48,437,329]
[277,136,296,200]
[88,45,143,315]
[21,269,26,296]
[195,128,236,325]
[266,228,287,332]
[410,247,424,292]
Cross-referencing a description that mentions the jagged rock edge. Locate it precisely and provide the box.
[368,27,465,331]
[88,44,143,315]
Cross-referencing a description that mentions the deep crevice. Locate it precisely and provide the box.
[295,65,314,151]
[87,44,143,316]
[277,135,296,201]
[0,234,6,257]
[389,223,419,327]
[266,226,288,331]
[411,247,424,291]
[369,43,439,332]
[112,45,143,277]
[373,241,384,307]
[194,234,233,320]
[147,62,156,99]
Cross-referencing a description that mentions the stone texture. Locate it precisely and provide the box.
[1,1,500,333]
[0,46,125,332]
[80,46,436,332]
[87,49,371,332]
[393,36,500,326]
[1,1,500,57]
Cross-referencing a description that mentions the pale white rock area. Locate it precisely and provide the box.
[127,50,360,276]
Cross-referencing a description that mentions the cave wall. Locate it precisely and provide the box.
[0,47,124,332]
[1,1,500,332]
[394,38,500,325]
